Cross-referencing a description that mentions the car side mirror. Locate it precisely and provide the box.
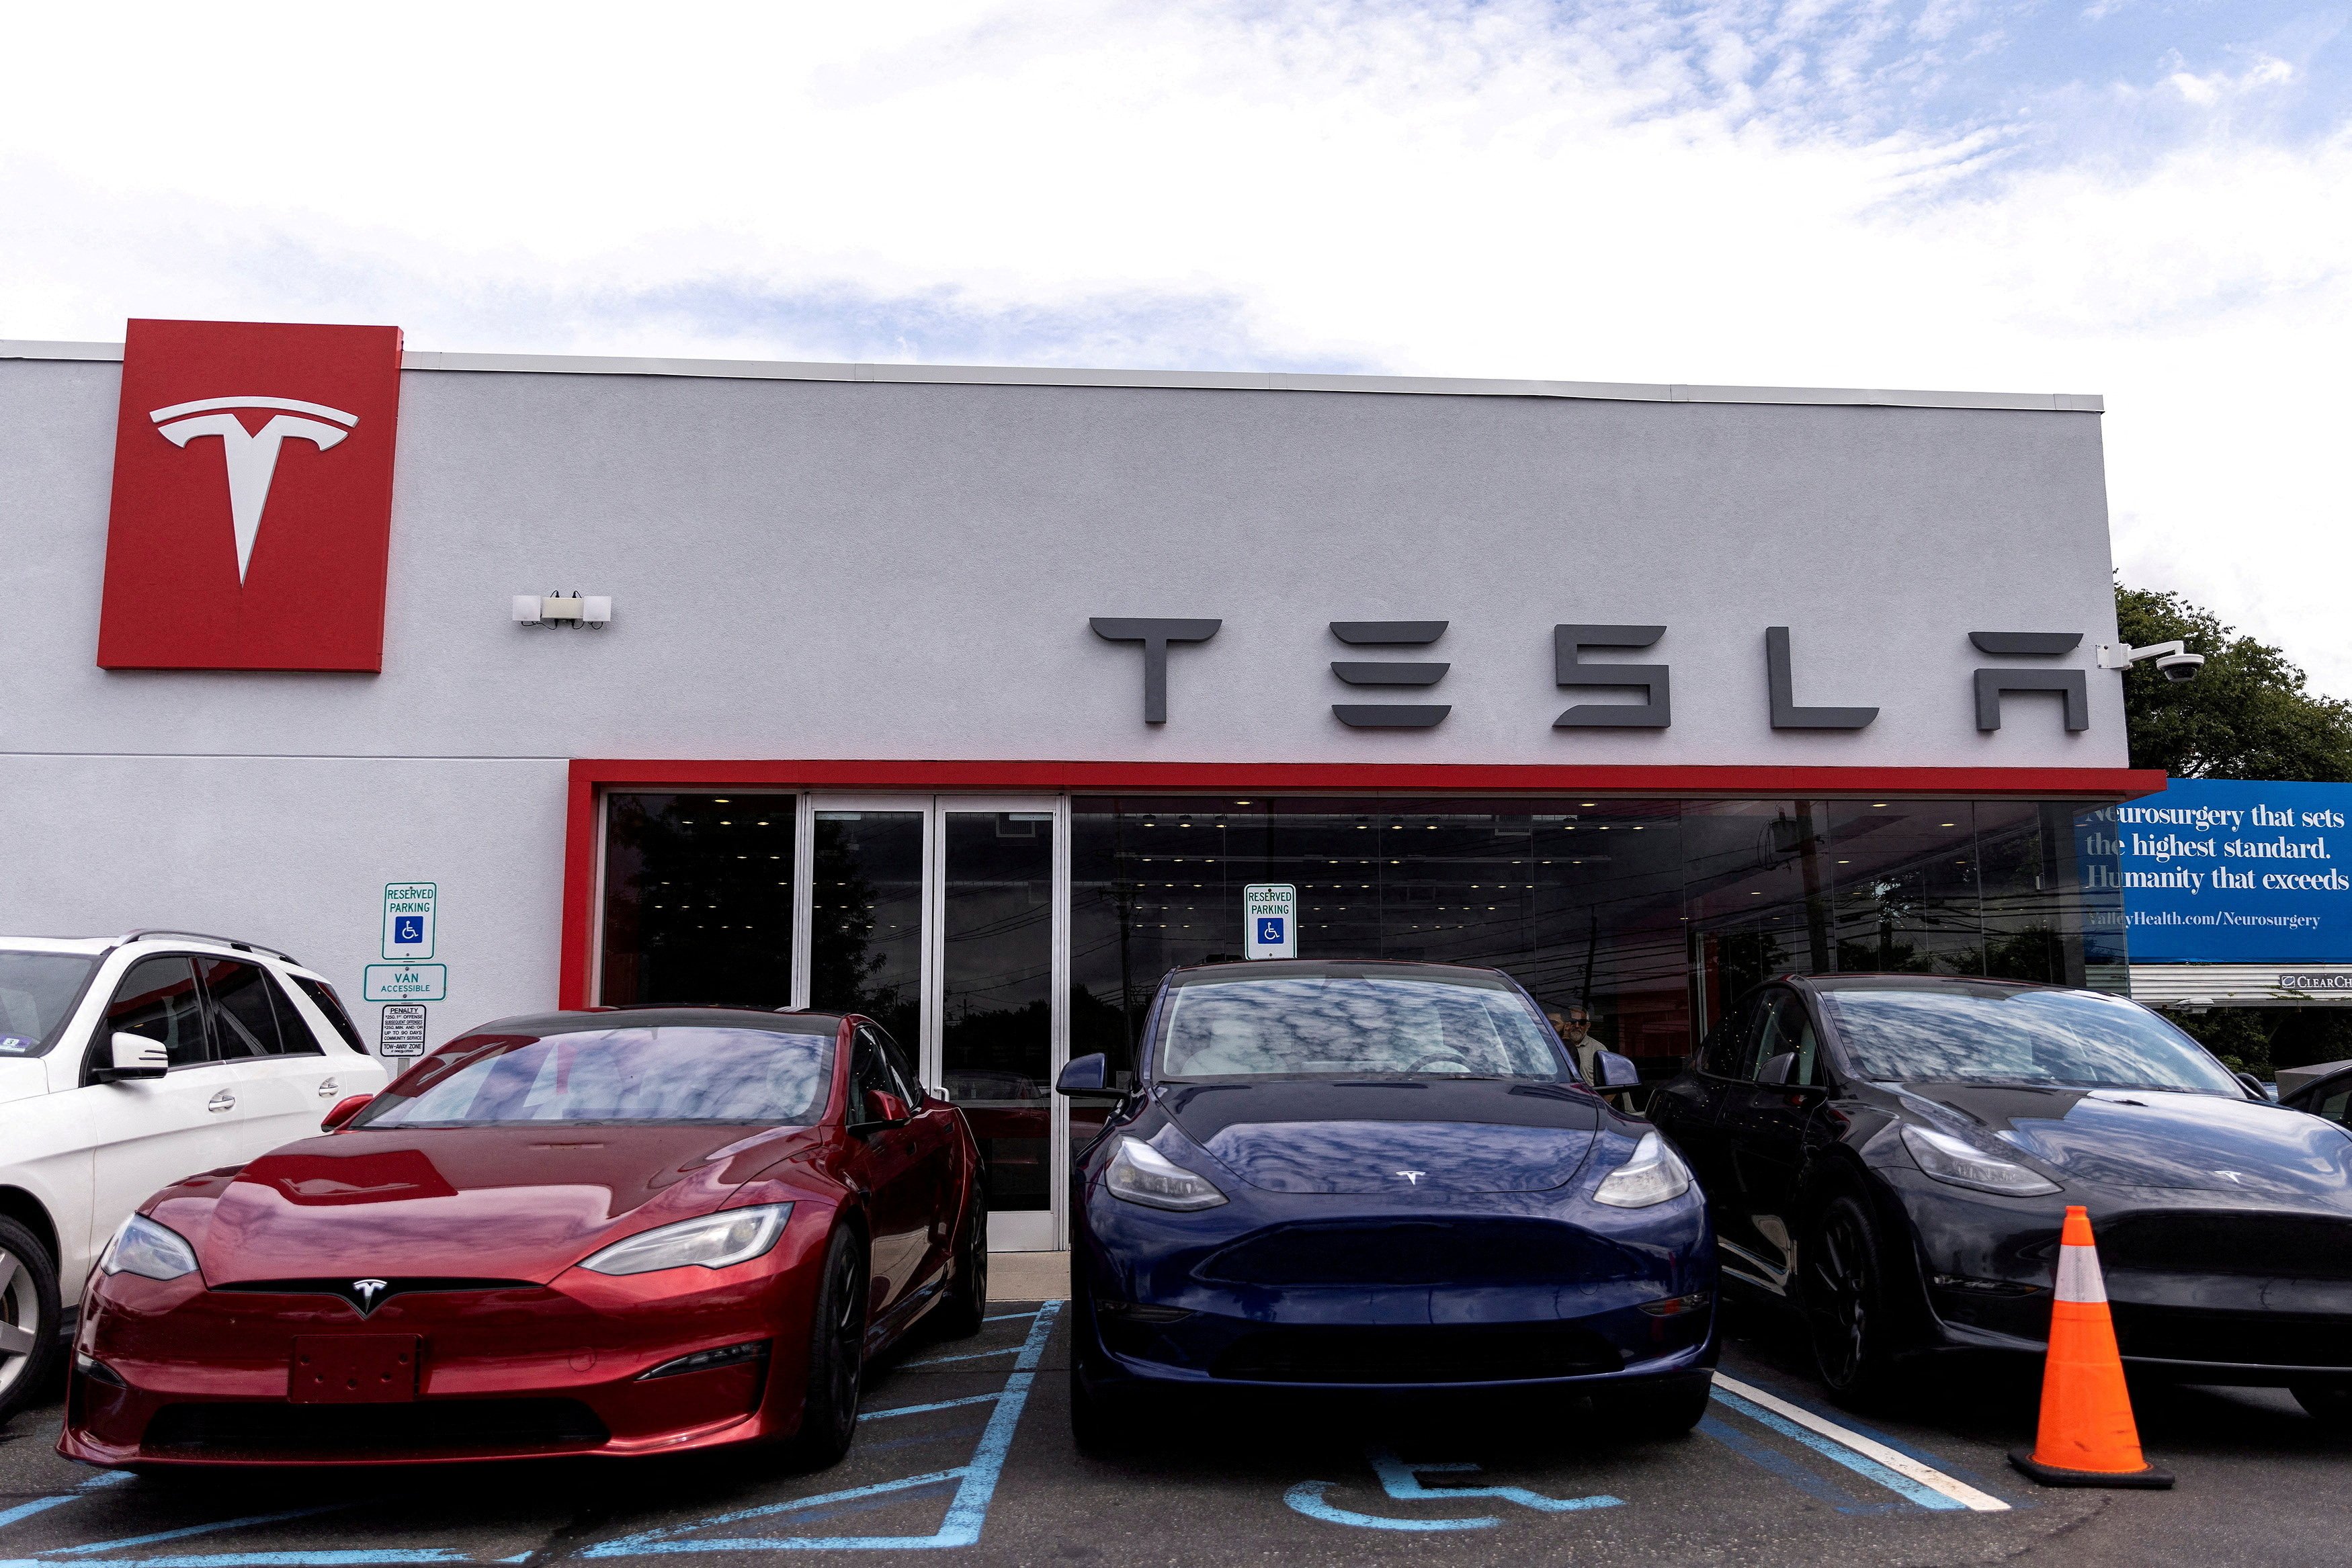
[320,1093,374,1132]
[860,1088,911,1127]
[2235,1071,2273,1102]
[1756,1051,1797,1086]
[1056,1053,1127,1104]
[98,1031,169,1083]
[1593,1049,1642,1090]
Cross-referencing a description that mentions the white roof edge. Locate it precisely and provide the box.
[0,339,2103,414]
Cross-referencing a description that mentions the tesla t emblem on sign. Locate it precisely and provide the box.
[1245,883,1298,960]
[97,318,404,671]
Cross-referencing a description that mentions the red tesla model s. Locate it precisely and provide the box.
[60,1008,986,1469]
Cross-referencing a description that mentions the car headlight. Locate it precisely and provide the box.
[1901,1125,2060,1196]
[1104,1135,1228,1211]
[100,1214,201,1281]
[1592,1131,1692,1209]
[577,1203,793,1276]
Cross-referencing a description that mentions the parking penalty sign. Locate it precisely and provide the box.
[1245,883,1298,959]
[379,1004,427,1058]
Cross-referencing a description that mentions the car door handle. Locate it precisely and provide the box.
[317,1077,339,1099]
[208,1090,236,1113]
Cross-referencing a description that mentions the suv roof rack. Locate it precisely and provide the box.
[118,929,302,965]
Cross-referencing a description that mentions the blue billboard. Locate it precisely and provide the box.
[2107,780,2352,963]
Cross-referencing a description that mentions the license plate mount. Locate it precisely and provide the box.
[290,1334,421,1403]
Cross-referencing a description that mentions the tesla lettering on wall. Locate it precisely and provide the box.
[97,318,404,671]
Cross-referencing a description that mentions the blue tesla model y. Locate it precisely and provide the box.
[1055,959,1717,1450]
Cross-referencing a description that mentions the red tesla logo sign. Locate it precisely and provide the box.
[97,318,404,671]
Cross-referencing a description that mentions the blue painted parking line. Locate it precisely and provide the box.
[46,1509,351,1558]
[1707,1375,2026,1508]
[0,1553,523,1567]
[859,1392,1008,1422]
[894,1346,1021,1370]
[1695,1418,1901,1516]
[0,1475,136,1532]
[1708,1379,2009,1513]
[583,1299,1064,1554]
[980,1311,1041,1324]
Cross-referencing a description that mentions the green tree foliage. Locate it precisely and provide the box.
[2117,582,2352,781]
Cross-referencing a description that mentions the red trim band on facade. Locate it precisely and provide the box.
[556,758,2165,1007]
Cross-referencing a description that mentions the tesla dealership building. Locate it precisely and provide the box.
[0,322,2159,1249]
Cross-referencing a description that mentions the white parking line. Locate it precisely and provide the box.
[1710,1375,2011,1513]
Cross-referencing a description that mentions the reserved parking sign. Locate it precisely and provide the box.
[1244,883,1298,959]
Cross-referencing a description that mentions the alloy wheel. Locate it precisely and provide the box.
[825,1244,866,1440]
[0,1246,34,1402]
[1807,1206,1872,1389]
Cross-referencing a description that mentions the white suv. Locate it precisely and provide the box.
[0,932,390,1422]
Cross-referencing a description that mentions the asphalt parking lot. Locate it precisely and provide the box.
[3,1300,2346,1568]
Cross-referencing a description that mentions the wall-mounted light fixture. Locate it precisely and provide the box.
[513,592,613,629]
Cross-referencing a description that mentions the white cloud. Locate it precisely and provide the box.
[2,0,2347,691]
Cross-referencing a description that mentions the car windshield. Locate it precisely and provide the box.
[1157,973,1569,1080]
[0,951,97,1055]
[355,1025,836,1127]
[1820,988,2244,1096]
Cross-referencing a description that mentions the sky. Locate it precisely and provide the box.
[3,1,2347,691]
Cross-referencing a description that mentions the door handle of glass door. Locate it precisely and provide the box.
[208,1090,236,1113]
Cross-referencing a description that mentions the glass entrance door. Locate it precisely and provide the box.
[931,802,1062,1252]
[802,795,1067,1252]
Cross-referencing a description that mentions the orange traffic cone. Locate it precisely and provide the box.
[2009,1206,2173,1489]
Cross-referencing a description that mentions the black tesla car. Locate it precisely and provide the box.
[1648,974,2352,1424]
[2282,1061,2352,1131]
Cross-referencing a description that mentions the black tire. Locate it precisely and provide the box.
[1068,1351,1126,1458]
[1617,1373,1715,1439]
[782,1227,868,1471]
[931,1194,987,1340]
[1803,1194,1898,1409]
[0,1217,62,1427]
[2292,1379,2352,1431]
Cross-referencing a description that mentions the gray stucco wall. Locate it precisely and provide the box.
[0,352,2124,1044]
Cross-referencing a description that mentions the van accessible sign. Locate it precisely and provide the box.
[2110,781,2352,962]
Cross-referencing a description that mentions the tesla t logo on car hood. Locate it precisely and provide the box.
[1396,1170,1426,1185]
[351,1278,388,1311]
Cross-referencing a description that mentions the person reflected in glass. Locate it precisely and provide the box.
[1548,1000,1629,1107]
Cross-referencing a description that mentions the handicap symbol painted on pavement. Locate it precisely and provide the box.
[1285,1446,1624,1531]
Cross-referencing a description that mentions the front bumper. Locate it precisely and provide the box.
[1888,1172,2352,1383]
[1075,1180,1717,1395]
[61,1241,825,1466]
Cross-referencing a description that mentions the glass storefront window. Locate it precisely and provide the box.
[1070,795,2129,1080]
[808,811,925,1048]
[599,793,796,1007]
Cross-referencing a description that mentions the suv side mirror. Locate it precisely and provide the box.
[98,1032,169,1083]
[1055,1053,1127,1104]
[1756,1051,1797,1086]
[1593,1049,1642,1090]
[860,1088,911,1127]
[320,1093,374,1131]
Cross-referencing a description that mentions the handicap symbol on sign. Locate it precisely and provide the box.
[1257,917,1286,945]
[1285,1446,1624,1531]
[394,916,424,945]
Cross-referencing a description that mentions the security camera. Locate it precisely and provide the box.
[2097,639,2201,682]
